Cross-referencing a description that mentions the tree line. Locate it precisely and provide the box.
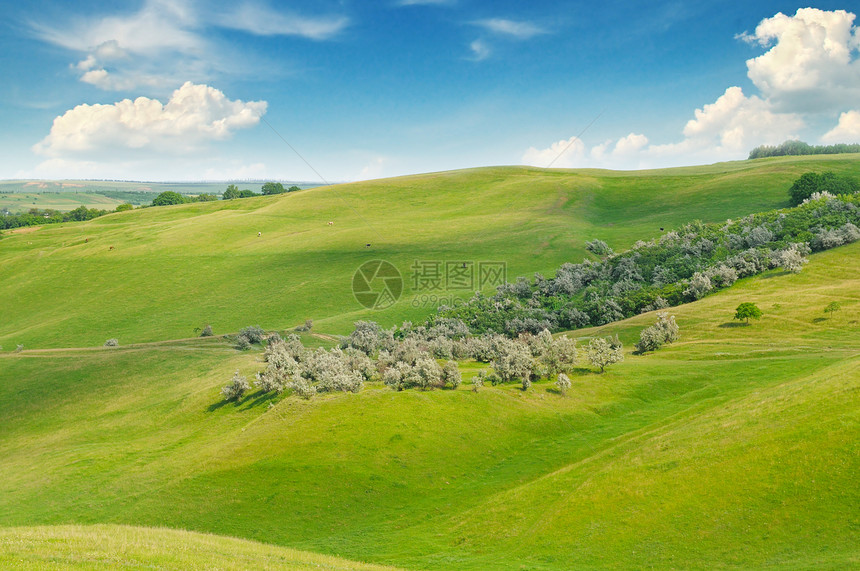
[749,140,860,159]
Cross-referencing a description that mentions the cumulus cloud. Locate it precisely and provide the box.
[33,82,267,159]
[523,87,803,169]
[741,8,860,112]
[523,8,860,169]
[821,110,860,143]
[473,19,547,39]
[522,136,587,168]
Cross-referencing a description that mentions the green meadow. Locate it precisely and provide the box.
[0,156,858,569]
[2,154,859,350]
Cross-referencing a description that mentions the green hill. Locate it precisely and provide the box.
[2,154,859,350]
[0,525,402,570]
[1,156,858,569]
[0,241,857,569]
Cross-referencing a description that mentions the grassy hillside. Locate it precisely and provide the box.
[1,240,857,569]
[2,154,859,350]
[0,525,402,570]
[0,192,126,213]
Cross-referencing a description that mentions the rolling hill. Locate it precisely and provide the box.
[1,156,857,569]
[2,154,859,350]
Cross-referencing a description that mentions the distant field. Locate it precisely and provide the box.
[1,155,859,350]
[0,192,127,213]
[0,179,322,212]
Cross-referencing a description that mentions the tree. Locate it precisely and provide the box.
[824,301,841,319]
[634,311,679,354]
[115,203,133,212]
[555,372,571,396]
[542,334,577,376]
[442,360,462,389]
[223,185,240,200]
[586,336,624,373]
[151,191,186,206]
[222,371,250,401]
[196,193,218,202]
[789,172,860,206]
[490,338,533,383]
[238,190,256,198]
[288,185,301,192]
[261,182,286,195]
[734,302,762,324]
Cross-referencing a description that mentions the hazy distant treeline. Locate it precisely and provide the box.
[749,140,860,159]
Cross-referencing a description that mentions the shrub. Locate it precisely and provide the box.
[222,371,250,401]
[585,238,613,257]
[634,311,679,353]
[287,378,317,399]
[104,338,119,347]
[491,338,533,383]
[413,356,443,390]
[15,344,24,353]
[200,324,214,337]
[442,361,462,389]
[556,372,571,396]
[238,325,265,344]
[587,336,624,373]
[776,243,808,273]
[235,336,252,351]
[684,272,712,300]
[472,371,486,392]
[542,334,578,376]
[295,319,314,332]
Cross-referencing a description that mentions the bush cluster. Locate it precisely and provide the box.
[634,312,679,354]
[437,194,860,335]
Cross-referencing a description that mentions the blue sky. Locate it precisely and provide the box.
[1,1,858,181]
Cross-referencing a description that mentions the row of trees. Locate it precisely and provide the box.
[222,318,642,401]
[749,140,860,159]
[437,193,860,336]
[0,205,113,230]
[222,182,301,200]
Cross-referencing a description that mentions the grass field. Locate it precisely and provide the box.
[2,154,859,350]
[0,525,402,570]
[1,156,857,569]
[0,239,857,569]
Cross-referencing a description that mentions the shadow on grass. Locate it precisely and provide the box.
[718,322,749,328]
[207,390,272,412]
[812,317,828,324]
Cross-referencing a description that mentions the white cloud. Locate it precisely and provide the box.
[742,8,860,112]
[33,82,266,159]
[523,87,803,169]
[473,19,547,39]
[215,5,349,40]
[613,133,649,156]
[821,110,860,143]
[469,40,491,61]
[522,136,586,168]
[32,0,348,91]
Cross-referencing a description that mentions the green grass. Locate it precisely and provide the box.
[0,240,857,569]
[0,525,402,570]
[3,155,860,350]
